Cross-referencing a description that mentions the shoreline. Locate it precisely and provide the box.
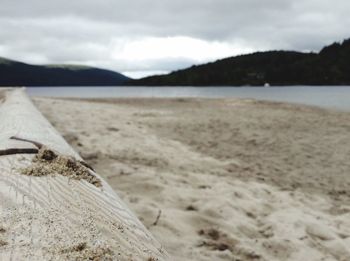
[34,96,350,260]
[26,86,350,112]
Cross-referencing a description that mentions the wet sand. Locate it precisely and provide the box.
[34,97,350,260]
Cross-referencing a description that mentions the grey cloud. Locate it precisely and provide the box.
[0,0,349,76]
[0,0,296,40]
[116,57,198,72]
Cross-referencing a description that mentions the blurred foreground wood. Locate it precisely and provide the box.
[0,88,167,260]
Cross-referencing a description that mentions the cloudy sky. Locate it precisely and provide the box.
[0,0,349,78]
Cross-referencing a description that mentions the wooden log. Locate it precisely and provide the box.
[0,88,168,260]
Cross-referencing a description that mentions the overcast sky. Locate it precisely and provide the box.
[0,0,349,78]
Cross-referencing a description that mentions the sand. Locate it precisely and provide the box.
[34,97,350,261]
[21,146,102,187]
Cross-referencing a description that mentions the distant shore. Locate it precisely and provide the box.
[35,97,350,260]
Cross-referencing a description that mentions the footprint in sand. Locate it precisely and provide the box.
[197,228,235,252]
[0,226,7,247]
[305,223,350,260]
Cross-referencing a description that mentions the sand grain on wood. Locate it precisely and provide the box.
[21,146,102,187]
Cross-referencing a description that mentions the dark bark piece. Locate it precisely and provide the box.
[0,148,39,156]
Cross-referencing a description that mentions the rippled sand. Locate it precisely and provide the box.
[35,97,350,261]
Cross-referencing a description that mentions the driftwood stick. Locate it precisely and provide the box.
[10,136,43,149]
[152,210,162,227]
[0,89,167,260]
[0,148,39,156]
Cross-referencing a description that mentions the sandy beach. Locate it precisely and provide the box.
[34,97,350,261]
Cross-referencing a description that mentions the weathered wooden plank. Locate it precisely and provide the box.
[0,88,168,260]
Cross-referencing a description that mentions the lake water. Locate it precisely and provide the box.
[27,86,350,111]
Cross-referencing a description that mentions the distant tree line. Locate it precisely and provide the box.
[129,38,350,86]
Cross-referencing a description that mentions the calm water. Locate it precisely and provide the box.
[27,86,350,111]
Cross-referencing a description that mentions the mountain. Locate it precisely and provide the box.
[129,38,350,86]
[0,58,130,86]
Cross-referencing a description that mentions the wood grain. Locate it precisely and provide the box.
[0,88,168,260]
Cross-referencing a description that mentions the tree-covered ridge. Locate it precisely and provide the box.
[0,59,130,86]
[130,39,350,86]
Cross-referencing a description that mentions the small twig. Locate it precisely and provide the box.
[152,210,162,227]
[10,136,43,149]
[0,148,39,156]
[79,160,95,172]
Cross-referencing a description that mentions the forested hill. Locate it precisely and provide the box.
[0,58,130,86]
[129,39,350,86]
